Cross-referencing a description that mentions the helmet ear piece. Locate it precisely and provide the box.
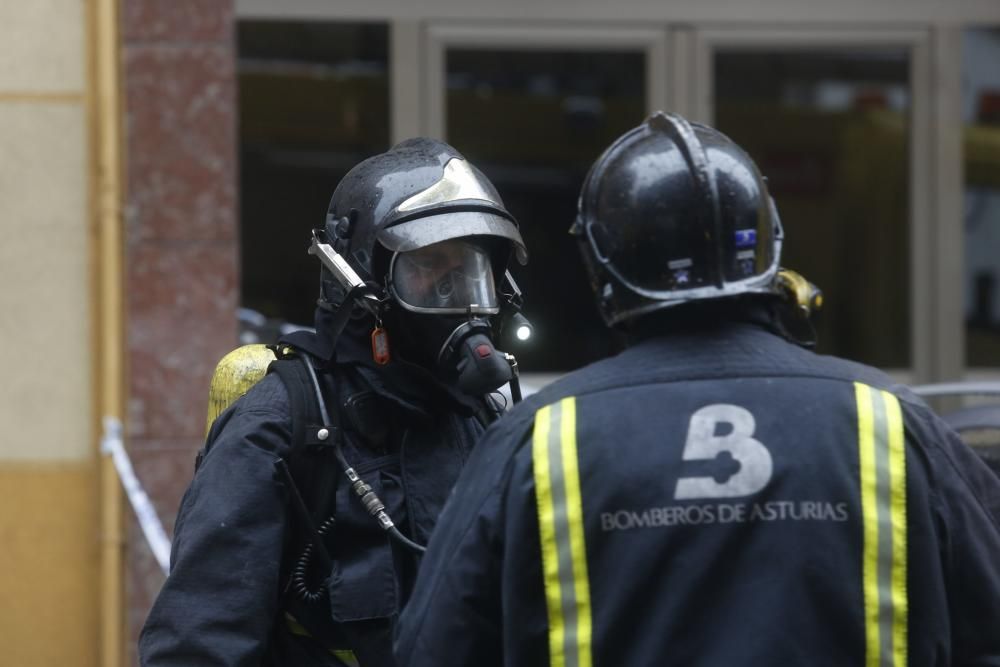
[324,210,358,254]
[339,209,359,239]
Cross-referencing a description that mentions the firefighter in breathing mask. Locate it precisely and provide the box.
[140,137,529,667]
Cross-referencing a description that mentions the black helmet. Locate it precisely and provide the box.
[571,112,783,327]
[320,137,527,312]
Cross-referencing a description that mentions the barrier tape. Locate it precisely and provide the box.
[101,416,171,575]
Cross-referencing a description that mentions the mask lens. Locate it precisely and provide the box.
[391,239,498,313]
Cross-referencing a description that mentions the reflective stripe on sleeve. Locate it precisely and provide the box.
[532,397,593,667]
[855,383,908,667]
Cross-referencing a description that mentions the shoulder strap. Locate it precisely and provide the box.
[268,356,312,459]
[269,354,343,523]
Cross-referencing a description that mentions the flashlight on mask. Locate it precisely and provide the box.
[510,312,533,343]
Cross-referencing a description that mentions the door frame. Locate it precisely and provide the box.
[421,23,670,140]
[680,26,961,383]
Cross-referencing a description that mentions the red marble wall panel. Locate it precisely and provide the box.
[123,0,232,43]
[125,46,236,243]
[122,0,237,662]
[128,443,199,535]
[127,242,237,440]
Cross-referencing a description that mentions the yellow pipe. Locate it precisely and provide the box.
[89,0,126,665]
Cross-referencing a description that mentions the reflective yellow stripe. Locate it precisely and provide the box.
[560,398,593,667]
[284,614,359,666]
[856,383,881,667]
[533,404,564,667]
[883,390,908,667]
[332,650,360,667]
[532,397,592,667]
[855,383,908,667]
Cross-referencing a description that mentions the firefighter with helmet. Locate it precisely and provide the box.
[140,138,529,666]
[395,113,1000,666]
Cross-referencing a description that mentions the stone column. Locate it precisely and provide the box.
[121,1,238,662]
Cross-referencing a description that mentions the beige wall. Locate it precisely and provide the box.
[0,1,100,664]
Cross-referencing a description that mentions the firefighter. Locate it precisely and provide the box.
[139,138,528,667]
[394,113,1000,666]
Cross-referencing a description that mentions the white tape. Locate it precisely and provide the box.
[101,416,171,575]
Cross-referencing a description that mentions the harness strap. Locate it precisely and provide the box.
[269,355,310,460]
[269,354,341,524]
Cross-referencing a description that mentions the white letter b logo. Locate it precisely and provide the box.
[674,404,773,500]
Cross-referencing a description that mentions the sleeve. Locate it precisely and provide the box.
[139,376,294,667]
[921,412,1000,666]
[393,415,529,667]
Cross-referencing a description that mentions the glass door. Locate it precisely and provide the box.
[690,28,938,378]
[962,27,1000,374]
[426,25,668,375]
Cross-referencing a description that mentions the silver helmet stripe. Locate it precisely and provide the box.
[397,158,500,212]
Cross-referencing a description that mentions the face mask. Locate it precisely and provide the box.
[400,313,513,396]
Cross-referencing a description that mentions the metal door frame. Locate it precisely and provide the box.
[420,23,670,140]
[679,26,962,383]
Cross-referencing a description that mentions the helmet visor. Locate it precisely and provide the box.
[379,210,528,265]
[390,239,499,314]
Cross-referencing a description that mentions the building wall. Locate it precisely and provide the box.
[0,2,987,665]
[120,0,239,661]
[0,1,99,665]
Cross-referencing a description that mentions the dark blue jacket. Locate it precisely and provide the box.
[140,318,492,667]
[396,322,1000,667]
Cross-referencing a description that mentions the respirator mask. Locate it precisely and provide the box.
[388,238,515,395]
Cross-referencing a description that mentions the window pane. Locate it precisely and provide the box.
[447,49,646,372]
[238,21,390,331]
[963,28,1000,367]
[714,50,911,368]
